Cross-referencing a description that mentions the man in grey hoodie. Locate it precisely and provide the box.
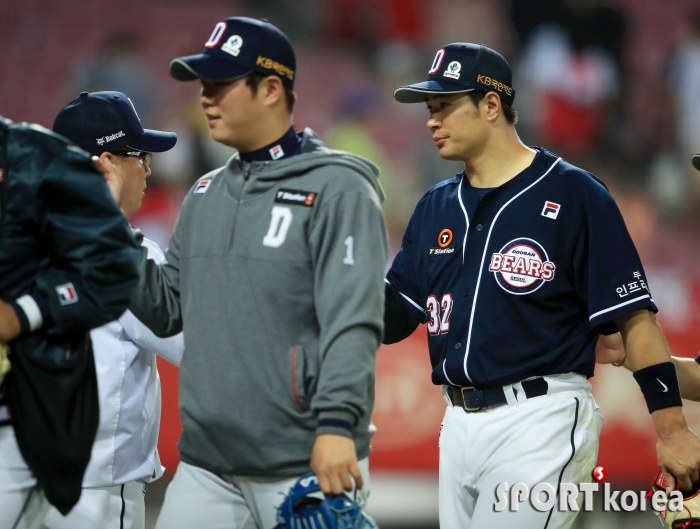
[128,17,387,529]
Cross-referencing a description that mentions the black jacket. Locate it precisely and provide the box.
[0,116,141,513]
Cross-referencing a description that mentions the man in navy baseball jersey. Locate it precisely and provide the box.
[384,43,700,528]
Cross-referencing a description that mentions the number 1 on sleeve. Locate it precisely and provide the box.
[343,236,355,265]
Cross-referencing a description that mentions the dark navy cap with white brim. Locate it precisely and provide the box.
[394,79,474,104]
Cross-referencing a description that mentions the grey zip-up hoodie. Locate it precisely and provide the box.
[130,129,387,476]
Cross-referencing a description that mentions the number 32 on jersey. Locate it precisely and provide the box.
[427,294,453,335]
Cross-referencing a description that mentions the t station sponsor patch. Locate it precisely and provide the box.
[274,189,317,207]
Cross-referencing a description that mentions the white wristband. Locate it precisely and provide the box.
[15,295,43,332]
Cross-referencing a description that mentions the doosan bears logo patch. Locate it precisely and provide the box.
[488,238,556,294]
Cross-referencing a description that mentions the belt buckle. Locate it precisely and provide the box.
[460,386,481,412]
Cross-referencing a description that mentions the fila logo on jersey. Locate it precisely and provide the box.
[269,144,284,160]
[194,178,212,194]
[275,189,316,207]
[55,282,78,305]
[489,238,556,294]
[541,201,561,220]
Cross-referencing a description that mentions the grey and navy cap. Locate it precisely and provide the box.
[692,153,700,171]
[170,17,296,89]
[394,43,515,106]
[53,91,177,156]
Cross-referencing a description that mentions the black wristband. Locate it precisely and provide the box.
[633,362,683,413]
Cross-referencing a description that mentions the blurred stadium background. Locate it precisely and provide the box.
[3,0,700,526]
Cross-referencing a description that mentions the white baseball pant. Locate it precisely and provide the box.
[439,373,603,529]
[154,457,371,529]
[0,425,49,529]
[43,481,147,529]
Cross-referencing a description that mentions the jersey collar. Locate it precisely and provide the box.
[239,126,302,163]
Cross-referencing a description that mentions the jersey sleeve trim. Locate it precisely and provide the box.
[589,294,651,321]
[384,278,423,313]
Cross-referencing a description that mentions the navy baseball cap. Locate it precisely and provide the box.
[170,17,296,89]
[53,91,177,156]
[692,153,700,171]
[394,43,515,106]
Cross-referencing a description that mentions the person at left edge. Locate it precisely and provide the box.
[41,91,184,529]
[0,116,141,529]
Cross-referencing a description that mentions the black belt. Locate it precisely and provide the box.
[447,377,548,412]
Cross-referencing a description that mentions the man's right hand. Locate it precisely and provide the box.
[310,434,363,496]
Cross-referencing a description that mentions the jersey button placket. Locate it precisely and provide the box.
[476,224,483,231]
[455,342,461,349]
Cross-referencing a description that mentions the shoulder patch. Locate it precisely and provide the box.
[55,282,78,305]
[193,178,212,194]
[275,189,317,207]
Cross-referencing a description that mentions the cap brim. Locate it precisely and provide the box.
[127,129,177,153]
[692,153,700,171]
[393,80,474,103]
[170,54,252,82]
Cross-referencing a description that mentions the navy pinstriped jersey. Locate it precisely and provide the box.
[386,148,657,388]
